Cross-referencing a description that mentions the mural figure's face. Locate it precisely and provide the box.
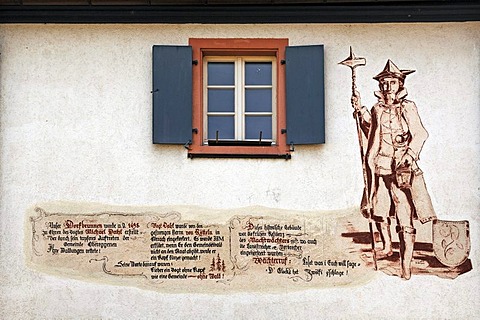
[380,77,401,95]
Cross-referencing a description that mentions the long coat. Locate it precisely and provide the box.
[360,90,436,224]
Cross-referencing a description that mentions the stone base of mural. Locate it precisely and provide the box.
[26,202,471,292]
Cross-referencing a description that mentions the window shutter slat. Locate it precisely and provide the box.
[152,45,192,144]
[285,45,325,144]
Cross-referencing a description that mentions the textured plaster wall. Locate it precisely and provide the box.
[0,23,479,318]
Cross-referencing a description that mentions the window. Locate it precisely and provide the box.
[204,56,276,145]
[152,39,325,159]
[189,38,288,158]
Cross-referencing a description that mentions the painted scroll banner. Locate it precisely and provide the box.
[27,203,373,292]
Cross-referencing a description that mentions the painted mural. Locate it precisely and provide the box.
[25,48,473,292]
[27,203,375,292]
[340,48,471,280]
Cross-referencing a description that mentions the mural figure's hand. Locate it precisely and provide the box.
[398,153,414,168]
[351,90,362,111]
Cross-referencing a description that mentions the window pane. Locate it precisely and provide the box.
[208,89,235,112]
[208,62,235,85]
[208,116,235,140]
[245,88,272,112]
[245,116,272,140]
[245,62,272,85]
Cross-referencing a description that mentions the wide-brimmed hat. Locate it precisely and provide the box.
[374,59,415,81]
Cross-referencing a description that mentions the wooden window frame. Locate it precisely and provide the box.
[189,38,290,158]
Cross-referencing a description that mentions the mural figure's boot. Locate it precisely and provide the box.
[376,222,393,258]
[398,227,416,280]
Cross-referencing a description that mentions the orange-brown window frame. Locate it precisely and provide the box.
[189,38,290,158]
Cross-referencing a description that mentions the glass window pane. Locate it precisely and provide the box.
[208,62,235,85]
[245,116,272,140]
[245,62,272,85]
[208,89,234,112]
[208,116,235,140]
[245,88,272,112]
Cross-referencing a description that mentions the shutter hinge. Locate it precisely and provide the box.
[192,128,198,134]
[192,60,198,65]
[281,60,286,65]
[150,89,159,93]
[281,129,287,134]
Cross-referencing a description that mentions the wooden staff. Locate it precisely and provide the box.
[339,47,377,270]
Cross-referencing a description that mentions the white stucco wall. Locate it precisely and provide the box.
[0,22,479,319]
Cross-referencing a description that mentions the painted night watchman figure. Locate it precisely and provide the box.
[350,59,437,280]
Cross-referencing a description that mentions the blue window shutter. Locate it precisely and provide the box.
[285,45,325,144]
[152,45,192,144]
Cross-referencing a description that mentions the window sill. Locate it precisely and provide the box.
[187,145,291,159]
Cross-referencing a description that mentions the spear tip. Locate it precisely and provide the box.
[339,47,366,68]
